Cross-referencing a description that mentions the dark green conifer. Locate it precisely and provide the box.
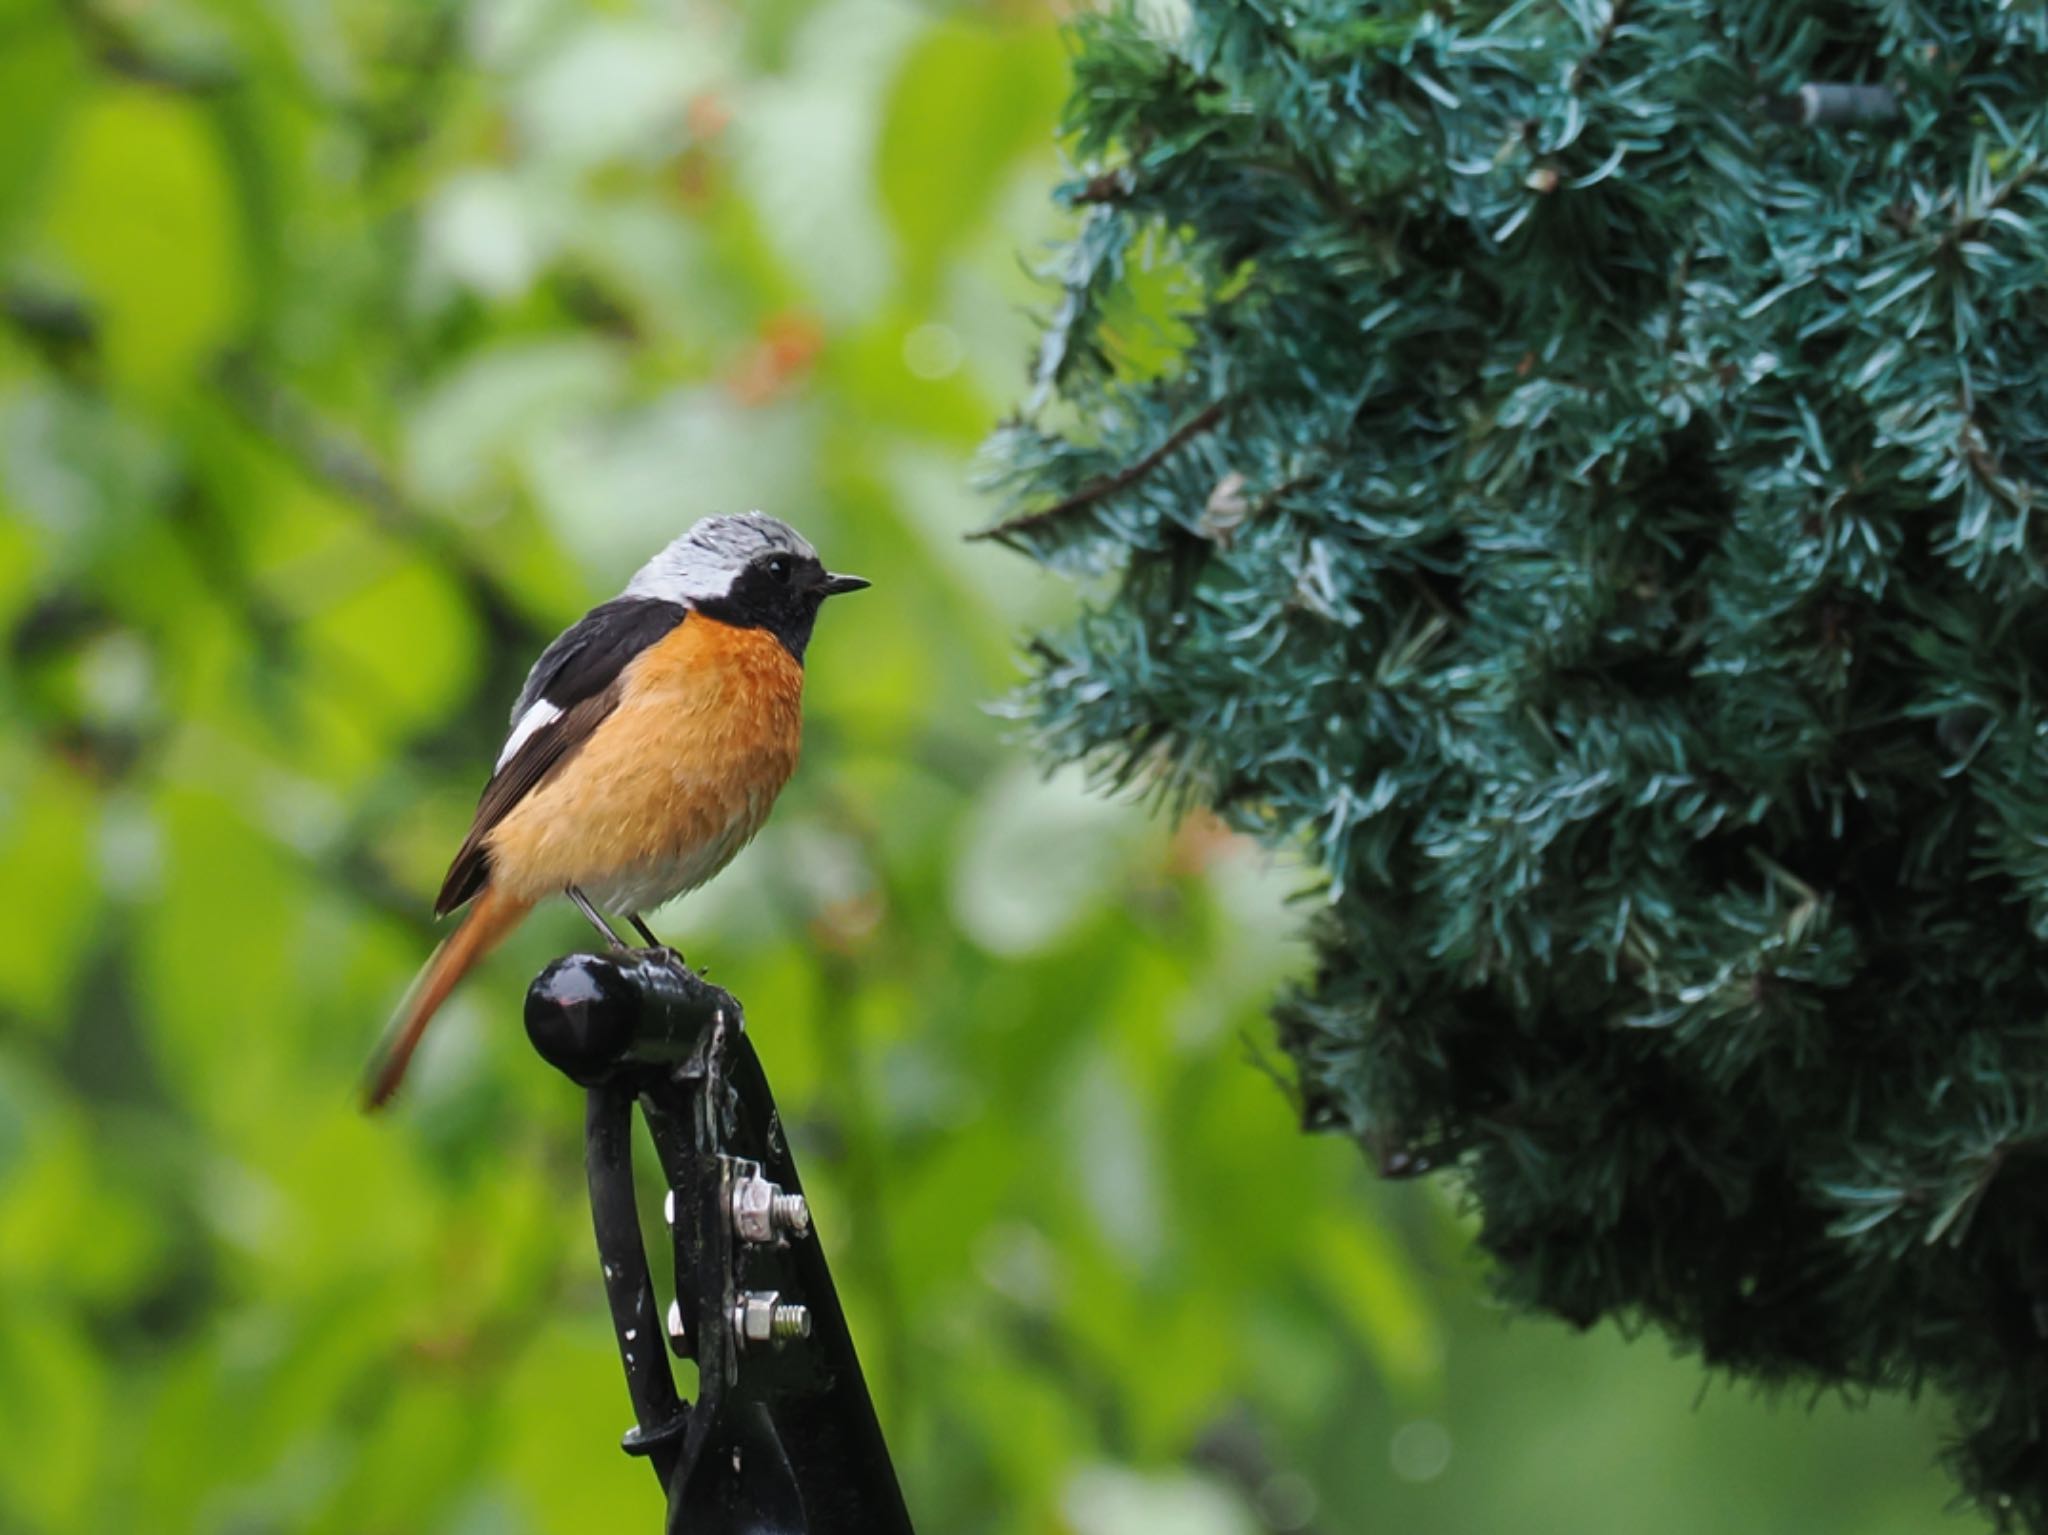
[981,3,2048,1522]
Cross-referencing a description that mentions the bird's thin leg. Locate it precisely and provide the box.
[567,886,630,952]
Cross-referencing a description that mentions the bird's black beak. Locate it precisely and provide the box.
[818,572,871,597]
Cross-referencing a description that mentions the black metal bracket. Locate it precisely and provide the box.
[526,950,915,1535]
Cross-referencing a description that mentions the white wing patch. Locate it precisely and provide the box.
[497,700,562,770]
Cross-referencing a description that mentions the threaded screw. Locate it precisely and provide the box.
[733,1289,811,1348]
[770,1192,811,1238]
[771,1302,811,1341]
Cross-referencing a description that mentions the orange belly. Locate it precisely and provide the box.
[484,615,804,913]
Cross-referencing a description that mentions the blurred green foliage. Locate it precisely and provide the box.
[0,0,1967,1531]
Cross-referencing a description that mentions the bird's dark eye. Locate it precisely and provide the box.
[764,555,793,584]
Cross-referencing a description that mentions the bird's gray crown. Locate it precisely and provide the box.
[623,512,819,604]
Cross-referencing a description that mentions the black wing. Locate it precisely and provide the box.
[436,597,687,915]
[509,596,689,725]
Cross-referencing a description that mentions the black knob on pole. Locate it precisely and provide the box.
[526,953,646,1084]
[526,951,744,1085]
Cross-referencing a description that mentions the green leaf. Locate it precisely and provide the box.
[0,1,85,245]
[37,87,245,396]
[298,556,481,760]
[0,1303,103,1528]
[1309,1215,1443,1399]
[133,785,301,1126]
[0,750,98,1025]
[876,18,1066,300]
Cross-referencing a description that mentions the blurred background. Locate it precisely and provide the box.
[0,0,1969,1530]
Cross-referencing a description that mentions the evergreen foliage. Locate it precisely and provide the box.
[983,1,2048,1522]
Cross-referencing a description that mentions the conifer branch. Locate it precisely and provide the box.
[970,398,1233,543]
[1568,0,1633,92]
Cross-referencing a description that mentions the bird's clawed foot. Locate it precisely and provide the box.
[627,915,689,974]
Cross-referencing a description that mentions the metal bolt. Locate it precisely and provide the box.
[733,1289,811,1348]
[771,1191,812,1239]
[730,1161,812,1244]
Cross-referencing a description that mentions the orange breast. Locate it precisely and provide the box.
[484,616,805,909]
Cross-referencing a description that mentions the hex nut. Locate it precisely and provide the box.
[732,1170,778,1244]
[733,1290,810,1348]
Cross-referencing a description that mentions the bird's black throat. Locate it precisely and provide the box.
[694,555,831,662]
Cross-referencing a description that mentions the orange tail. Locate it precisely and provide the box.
[363,883,532,1110]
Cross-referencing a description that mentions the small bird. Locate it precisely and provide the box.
[364,512,868,1108]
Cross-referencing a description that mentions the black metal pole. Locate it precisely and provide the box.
[526,950,916,1535]
[584,1081,689,1482]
